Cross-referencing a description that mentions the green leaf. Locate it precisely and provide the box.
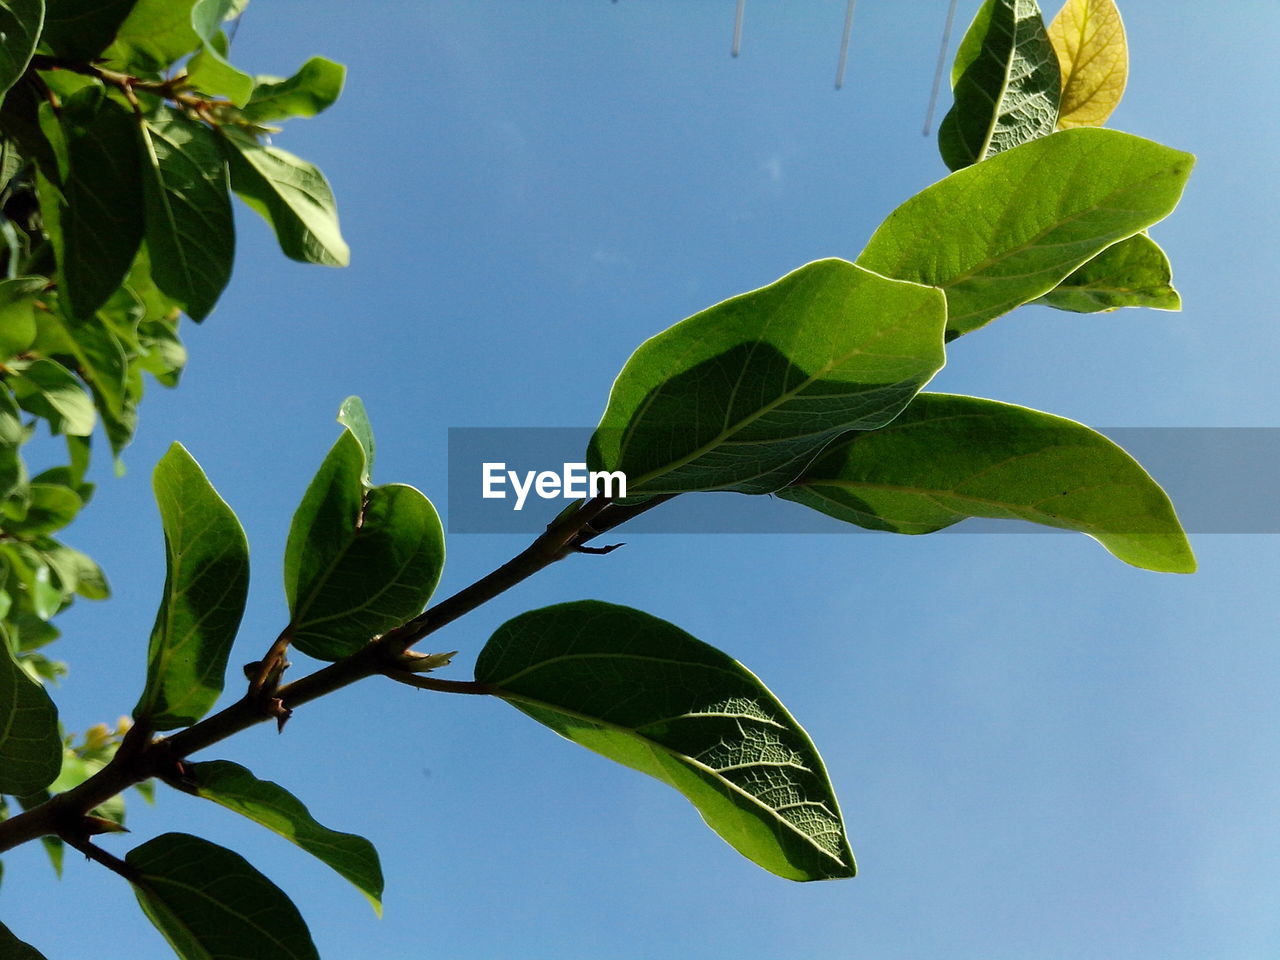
[220,127,349,266]
[127,833,320,960]
[0,628,61,795]
[107,0,205,73]
[30,299,132,451]
[37,0,133,60]
[0,920,49,959]
[49,94,147,320]
[38,541,109,599]
[138,106,235,322]
[587,259,946,495]
[1048,0,1128,129]
[8,358,94,435]
[108,0,249,72]
[284,428,445,661]
[241,57,346,124]
[779,393,1195,573]
[477,601,855,881]
[0,277,44,360]
[938,0,1060,171]
[187,760,384,912]
[185,0,253,106]
[0,544,61,619]
[1035,232,1179,313]
[336,394,373,482]
[0,0,43,101]
[133,443,249,731]
[2,482,80,535]
[0,387,26,501]
[857,127,1194,338]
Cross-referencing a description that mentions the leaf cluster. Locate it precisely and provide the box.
[0,1,1201,957]
[0,0,348,912]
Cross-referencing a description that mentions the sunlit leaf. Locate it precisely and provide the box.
[133,443,249,730]
[857,128,1193,338]
[780,392,1195,573]
[284,423,444,661]
[477,600,857,881]
[185,0,253,105]
[2,482,80,535]
[7,357,94,435]
[220,127,349,266]
[128,833,319,960]
[0,277,45,360]
[587,259,946,495]
[1036,233,1179,313]
[1048,0,1128,128]
[138,107,234,321]
[241,57,346,123]
[188,760,384,912]
[337,394,374,483]
[108,0,206,73]
[938,0,1060,170]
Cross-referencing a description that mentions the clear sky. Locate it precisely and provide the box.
[6,2,1280,958]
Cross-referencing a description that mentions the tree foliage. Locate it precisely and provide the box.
[0,1,1195,956]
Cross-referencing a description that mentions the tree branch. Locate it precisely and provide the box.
[0,494,672,854]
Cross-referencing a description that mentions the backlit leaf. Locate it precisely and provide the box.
[185,0,253,105]
[0,276,44,360]
[133,443,249,730]
[7,357,94,435]
[0,627,61,795]
[1048,0,1128,128]
[587,259,946,495]
[780,392,1195,573]
[220,127,348,266]
[188,760,384,912]
[138,107,235,321]
[128,833,319,960]
[857,128,1193,338]
[284,408,444,661]
[241,57,346,123]
[108,0,206,73]
[477,600,857,881]
[938,0,1060,170]
[1036,233,1179,313]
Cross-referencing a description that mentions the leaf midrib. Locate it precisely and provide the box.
[619,291,938,490]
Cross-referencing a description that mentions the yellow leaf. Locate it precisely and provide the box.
[1048,0,1129,128]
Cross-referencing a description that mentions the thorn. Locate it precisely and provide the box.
[398,649,457,673]
[82,815,129,836]
[271,699,293,733]
[575,542,625,555]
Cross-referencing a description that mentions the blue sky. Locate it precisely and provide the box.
[6,2,1280,957]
